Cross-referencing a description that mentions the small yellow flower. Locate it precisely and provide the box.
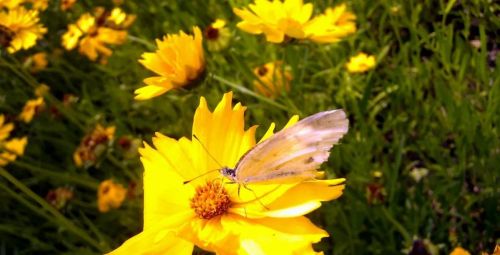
[97,179,127,212]
[73,124,115,167]
[34,84,50,97]
[234,0,313,43]
[24,52,48,72]
[19,97,44,123]
[204,19,231,52]
[60,0,77,11]
[346,52,376,73]
[105,7,136,29]
[304,4,356,43]
[61,9,131,62]
[0,115,14,141]
[135,27,205,100]
[253,61,292,98]
[0,114,28,166]
[450,247,471,255]
[108,92,345,254]
[0,7,47,53]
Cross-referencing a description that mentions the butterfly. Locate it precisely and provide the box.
[220,109,348,185]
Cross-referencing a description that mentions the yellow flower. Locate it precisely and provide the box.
[34,83,50,97]
[450,247,471,255]
[61,10,129,62]
[0,7,47,53]
[0,114,28,166]
[73,124,115,167]
[60,0,77,11]
[253,61,292,98]
[304,4,356,43]
[205,19,231,52]
[135,27,205,100]
[97,179,127,212]
[18,97,44,123]
[0,115,14,141]
[106,7,136,29]
[24,52,48,72]
[108,92,345,254]
[233,0,313,43]
[0,137,28,166]
[345,52,376,73]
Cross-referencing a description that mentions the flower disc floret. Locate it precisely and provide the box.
[190,180,231,219]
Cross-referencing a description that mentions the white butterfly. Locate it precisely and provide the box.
[220,109,348,185]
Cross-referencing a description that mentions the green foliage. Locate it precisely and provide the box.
[0,0,499,254]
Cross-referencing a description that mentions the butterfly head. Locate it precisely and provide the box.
[220,167,236,181]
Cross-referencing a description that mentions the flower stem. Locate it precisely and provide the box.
[210,73,288,111]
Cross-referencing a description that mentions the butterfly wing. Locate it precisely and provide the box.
[234,109,348,184]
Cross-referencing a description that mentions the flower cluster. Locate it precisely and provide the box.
[62,7,135,62]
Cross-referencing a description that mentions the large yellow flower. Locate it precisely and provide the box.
[135,27,205,100]
[109,92,345,254]
[0,115,28,166]
[0,7,47,53]
[233,0,313,43]
[304,4,357,43]
[61,9,130,62]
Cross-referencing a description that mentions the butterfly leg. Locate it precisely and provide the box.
[242,184,269,210]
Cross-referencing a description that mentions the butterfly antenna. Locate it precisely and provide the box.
[193,134,224,168]
[183,168,220,184]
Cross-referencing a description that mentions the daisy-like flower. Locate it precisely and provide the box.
[0,7,47,53]
[34,83,49,97]
[304,4,356,43]
[109,92,346,254]
[73,124,115,167]
[60,0,77,11]
[450,247,471,255]
[104,7,136,29]
[233,0,313,43]
[204,19,231,52]
[253,61,292,98]
[18,97,44,123]
[61,8,131,62]
[97,179,127,212]
[135,27,205,100]
[0,115,28,166]
[345,52,376,73]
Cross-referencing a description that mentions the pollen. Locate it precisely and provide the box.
[190,180,231,219]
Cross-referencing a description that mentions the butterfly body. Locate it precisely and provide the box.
[220,109,348,185]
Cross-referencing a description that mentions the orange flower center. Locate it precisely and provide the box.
[190,180,231,219]
[0,25,15,48]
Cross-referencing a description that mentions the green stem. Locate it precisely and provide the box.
[210,74,288,111]
[381,206,412,244]
[0,167,105,252]
[11,159,99,189]
[127,35,156,50]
